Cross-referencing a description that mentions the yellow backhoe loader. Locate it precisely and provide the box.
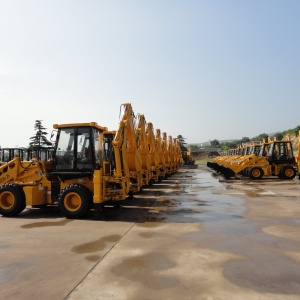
[135,114,151,186]
[208,137,297,180]
[183,147,195,165]
[146,122,160,182]
[0,121,135,218]
[0,103,183,218]
[155,129,167,180]
[113,103,143,194]
[162,132,171,177]
[174,138,184,170]
[297,130,300,179]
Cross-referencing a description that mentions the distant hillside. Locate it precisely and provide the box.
[189,125,300,151]
[189,125,300,147]
[191,139,238,147]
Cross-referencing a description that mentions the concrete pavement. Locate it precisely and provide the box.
[0,166,299,299]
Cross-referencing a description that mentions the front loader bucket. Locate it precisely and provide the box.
[224,167,235,179]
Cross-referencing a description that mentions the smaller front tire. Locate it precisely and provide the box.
[249,167,263,180]
[280,166,296,180]
[0,183,26,216]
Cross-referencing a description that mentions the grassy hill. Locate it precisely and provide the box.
[191,125,300,165]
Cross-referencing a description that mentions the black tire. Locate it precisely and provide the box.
[57,184,92,219]
[113,201,122,210]
[245,168,250,177]
[280,166,296,180]
[127,191,134,200]
[241,169,247,176]
[0,183,26,216]
[249,167,263,179]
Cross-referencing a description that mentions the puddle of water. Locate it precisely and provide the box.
[0,263,22,284]
[184,169,300,294]
[223,253,300,294]
[140,215,167,223]
[145,168,248,225]
[167,168,300,294]
[71,234,121,254]
[85,255,101,262]
[138,232,156,238]
[0,243,10,250]
[245,191,259,197]
[137,222,162,228]
[111,252,179,290]
[162,208,196,216]
[293,219,300,225]
[155,198,177,207]
[21,219,72,229]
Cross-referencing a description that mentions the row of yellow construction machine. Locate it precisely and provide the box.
[0,103,183,219]
[207,132,300,180]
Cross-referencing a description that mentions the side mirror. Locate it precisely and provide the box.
[50,130,58,142]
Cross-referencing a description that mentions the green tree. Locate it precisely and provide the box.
[177,134,188,152]
[241,136,250,143]
[210,139,220,148]
[221,145,229,151]
[294,125,300,137]
[29,120,52,149]
[224,141,238,149]
[255,133,269,141]
[177,134,195,164]
[189,144,200,151]
[274,132,283,140]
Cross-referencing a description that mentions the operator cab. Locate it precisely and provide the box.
[258,143,271,157]
[267,141,295,164]
[51,123,106,178]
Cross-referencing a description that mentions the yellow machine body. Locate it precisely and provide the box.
[0,105,183,218]
[208,137,297,180]
[136,114,151,186]
[155,129,167,179]
[146,122,160,182]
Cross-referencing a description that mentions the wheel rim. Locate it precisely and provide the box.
[284,169,294,178]
[252,169,261,178]
[0,191,15,209]
[64,192,82,212]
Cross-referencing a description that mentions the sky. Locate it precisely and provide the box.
[0,0,299,147]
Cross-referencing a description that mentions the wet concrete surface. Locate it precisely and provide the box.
[0,165,300,299]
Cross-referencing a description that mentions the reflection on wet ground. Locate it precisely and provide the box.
[111,252,179,290]
[127,166,300,294]
[136,168,246,225]
[2,165,299,299]
[71,235,121,254]
[21,219,72,229]
[179,167,300,294]
[0,263,22,285]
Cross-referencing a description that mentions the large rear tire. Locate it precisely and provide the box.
[0,183,26,216]
[57,184,92,219]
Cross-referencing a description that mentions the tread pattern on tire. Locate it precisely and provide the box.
[57,184,92,219]
[0,183,26,216]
